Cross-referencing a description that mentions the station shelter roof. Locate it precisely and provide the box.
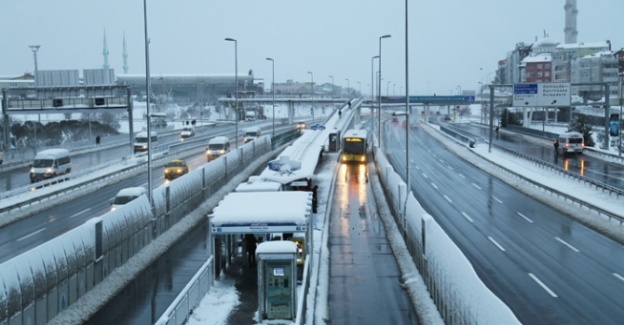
[210,191,312,235]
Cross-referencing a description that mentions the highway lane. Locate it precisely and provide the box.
[458,122,624,190]
[384,122,624,324]
[0,122,292,264]
[328,162,418,324]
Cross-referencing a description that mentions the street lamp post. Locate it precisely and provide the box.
[386,80,391,96]
[329,75,334,98]
[357,81,361,97]
[308,71,314,123]
[29,45,41,150]
[142,0,154,205]
[225,38,239,148]
[378,34,391,147]
[345,78,350,98]
[393,83,396,96]
[371,55,379,134]
[266,57,275,138]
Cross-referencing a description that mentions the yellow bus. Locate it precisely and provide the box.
[341,129,368,163]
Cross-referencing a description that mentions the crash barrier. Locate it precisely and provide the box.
[439,125,483,146]
[0,137,275,325]
[373,146,521,325]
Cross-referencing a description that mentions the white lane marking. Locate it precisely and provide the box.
[422,173,428,179]
[517,212,534,223]
[443,195,452,203]
[614,273,624,283]
[528,273,558,298]
[70,208,91,219]
[461,212,474,223]
[447,166,454,171]
[431,183,438,189]
[555,237,580,253]
[472,183,482,190]
[492,196,503,204]
[18,228,46,242]
[488,236,506,252]
[458,173,465,179]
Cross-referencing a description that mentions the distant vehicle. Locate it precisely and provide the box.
[134,131,158,153]
[164,159,189,180]
[149,112,168,128]
[245,110,257,121]
[296,121,306,129]
[206,136,231,161]
[180,127,195,141]
[558,131,584,155]
[341,129,369,163]
[29,148,71,183]
[310,123,326,131]
[111,187,147,211]
[243,127,261,143]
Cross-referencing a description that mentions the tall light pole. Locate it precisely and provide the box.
[266,57,275,138]
[393,83,396,96]
[29,45,41,151]
[29,45,41,86]
[404,0,410,215]
[378,34,391,147]
[142,0,154,205]
[225,37,238,148]
[308,71,314,123]
[386,80,391,96]
[357,81,361,97]
[329,75,334,98]
[371,56,379,102]
[371,55,379,134]
[456,85,462,95]
[345,78,350,98]
[478,82,484,124]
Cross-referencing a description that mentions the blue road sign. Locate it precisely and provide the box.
[382,96,475,103]
[513,83,538,94]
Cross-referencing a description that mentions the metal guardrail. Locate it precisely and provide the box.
[440,125,624,225]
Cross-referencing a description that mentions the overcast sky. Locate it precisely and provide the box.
[2,1,623,96]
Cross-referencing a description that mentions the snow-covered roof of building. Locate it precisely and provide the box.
[522,53,552,63]
[210,191,312,234]
[557,41,609,50]
[235,176,282,192]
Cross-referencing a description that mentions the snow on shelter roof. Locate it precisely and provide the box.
[259,129,325,185]
[210,191,312,234]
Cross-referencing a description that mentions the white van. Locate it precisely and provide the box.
[30,148,71,183]
[111,187,147,211]
[134,131,158,153]
[558,131,584,155]
[180,126,195,141]
[206,136,231,161]
[243,127,261,143]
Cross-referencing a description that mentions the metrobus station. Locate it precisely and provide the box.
[209,191,313,321]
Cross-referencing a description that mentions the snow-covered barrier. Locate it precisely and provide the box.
[373,146,520,325]
[0,137,273,325]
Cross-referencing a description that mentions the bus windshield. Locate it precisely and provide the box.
[343,138,365,154]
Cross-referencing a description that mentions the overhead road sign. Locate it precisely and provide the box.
[512,83,570,107]
[382,96,475,104]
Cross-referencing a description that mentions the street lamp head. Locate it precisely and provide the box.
[373,55,379,59]
[266,57,273,61]
[29,45,41,52]
[381,34,391,39]
[224,37,236,42]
